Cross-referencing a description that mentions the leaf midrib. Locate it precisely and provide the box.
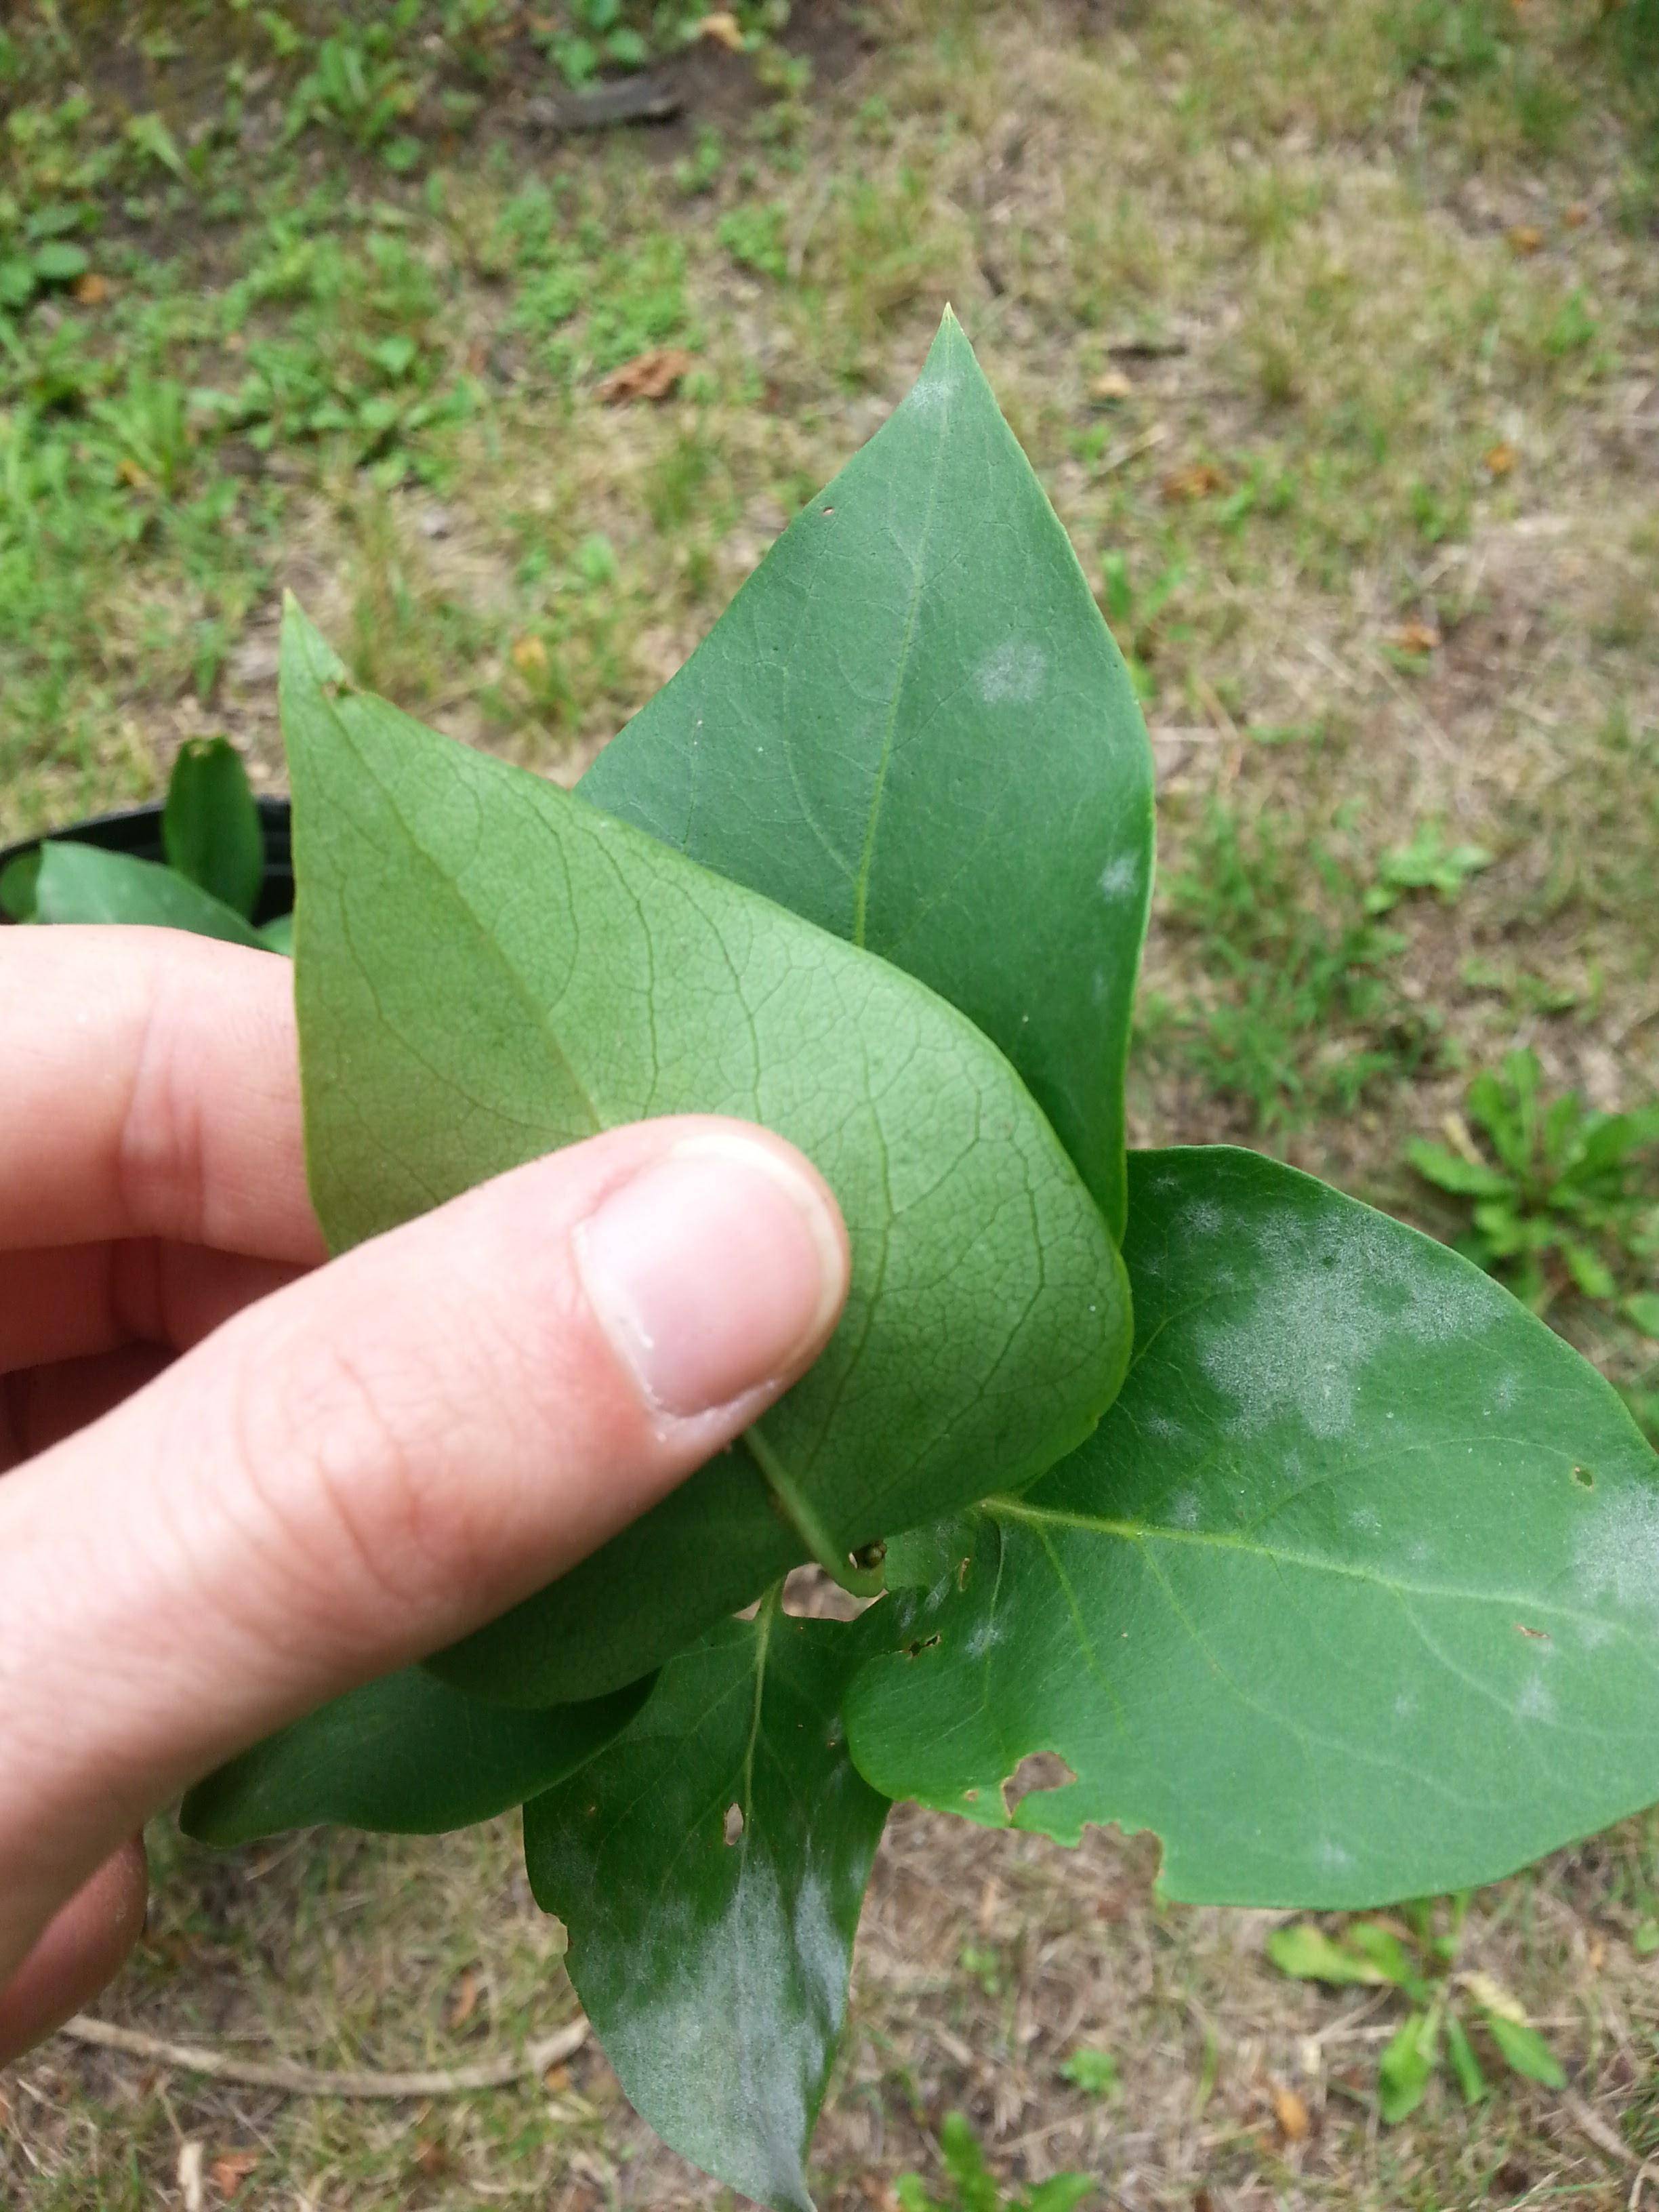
[325,689,609,1139]
[985,1494,1647,1642]
[848,367,953,949]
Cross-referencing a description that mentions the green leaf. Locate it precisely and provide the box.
[580,311,1153,1242]
[1378,2009,1438,2123]
[1267,1923,1392,1986]
[1343,1919,1425,1992]
[1479,2010,1566,2089]
[0,849,41,920]
[1059,2046,1120,2096]
[259,911,295,956]
[281,600,1130,1705]
[1626,1293,1659,1340]
[523,1602,889,2212]
[1406,1139,1511,1200]
[844,1147,1659,1906]
[1443,2011,1488,2105]
[163,737,266,918]
[939,2112,997,2212]
[16,841,266,945]
[1564,1241,1617,1300]
[1023,2178,1094,2212]
[179,1666,649,1844]
[0,258,37,309]
[32,239,89,285]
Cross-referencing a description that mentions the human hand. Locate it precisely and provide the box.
[0,928,849,2064]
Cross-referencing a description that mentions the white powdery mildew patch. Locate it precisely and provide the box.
[975,639,1049,705]
[1517,1674,1557,1723]
[1099,853,1141,902]
[905,363,960,415]
[608,1852,840,2212]
[1197,1206,1499,1441]
[963,1618,1004,1661]
[1574,1486,1659,1621]
[1166,1488,1202,1529]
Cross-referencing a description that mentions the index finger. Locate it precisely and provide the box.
[0,929,323,1264]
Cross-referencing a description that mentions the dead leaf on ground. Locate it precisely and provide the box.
[597,346,697,405]
[1394,619,1441,654]
[1459,1969,1530,2023]
[1564,201,1589,228]
[1271,2082,1312,2142]
[1162,462,1227,502]
[511,634,550,678]
[447,1967,483,2030]
[544,2062,573,2093]
[695,11,745,49]
[1507,224,1544,255]
[1485,441,1517,476]
[210,2150,260,2198]
[73,271,110,305]
[1090,369,1132,402]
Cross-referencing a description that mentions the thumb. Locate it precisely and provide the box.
[0,1115,848,1973]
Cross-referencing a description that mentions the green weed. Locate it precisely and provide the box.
[1366,821,1492,914]
[1408,1050,1659,1319]
[897,2113,1092,2212]
[1391,0,1578,153]
[1145,804,1433,1132]
[1099,550,1186,704]
[719,203,790,281]
[1270,1900,1566,2123]
[1059,2047,1121,2098]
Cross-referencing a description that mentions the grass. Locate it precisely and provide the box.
[1,0,1658,2204]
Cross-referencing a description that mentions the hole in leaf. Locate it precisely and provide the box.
[722,1803,745,1846]
[780,1564,874,1621]
[1515,1622,1550,1641]
[1572,1465,1595,1490]
[903,1634,941,1658]
[1002,1750,1078,1818]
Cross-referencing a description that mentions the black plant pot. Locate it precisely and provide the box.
[0,798,293,928]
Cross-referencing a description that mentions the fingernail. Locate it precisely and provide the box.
[574,1133,848,1420]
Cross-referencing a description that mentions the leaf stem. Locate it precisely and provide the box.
[743,1425,887,1598]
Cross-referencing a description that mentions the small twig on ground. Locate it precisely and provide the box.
[1097,423,1170,476]
[54,2015,588,2100]
[1563,2089,1640,2172]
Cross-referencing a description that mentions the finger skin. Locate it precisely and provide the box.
[0,1115,848,1989]
[0,1842,148,2066]
[0,928,319,1262]
[1,1240,306,1380]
